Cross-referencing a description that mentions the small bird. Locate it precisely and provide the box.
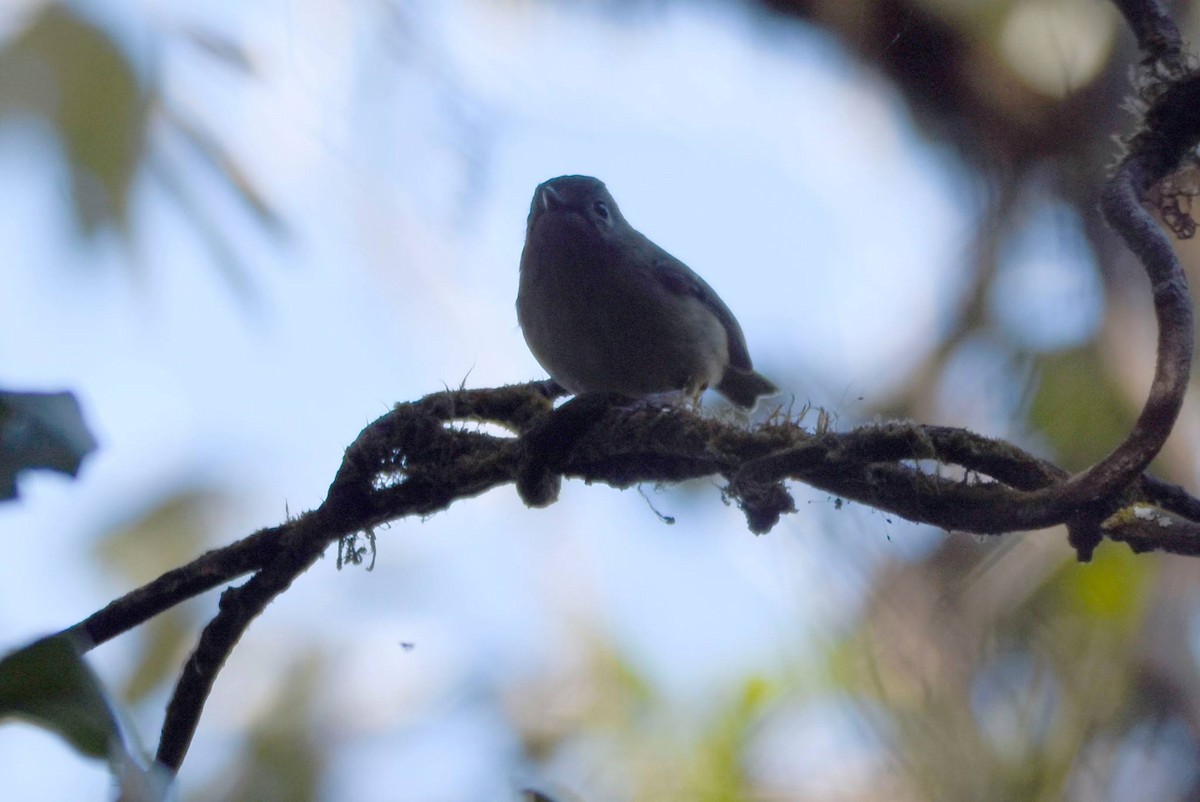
[517,175,777,408]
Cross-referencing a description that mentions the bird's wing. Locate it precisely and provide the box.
[647,245,755,372]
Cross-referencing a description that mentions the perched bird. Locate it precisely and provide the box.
[517,175,777,408]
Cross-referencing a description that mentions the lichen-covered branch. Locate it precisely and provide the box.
[1110,0,1184,68]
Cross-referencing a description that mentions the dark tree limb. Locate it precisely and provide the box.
[70,522,288,648]
[48,0,1200,778]
[1111,0,1184,68]
[733,0,1200,559]
[155,514,328,771]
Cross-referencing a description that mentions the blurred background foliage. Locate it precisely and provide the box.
[4,0,1200,800]
[0,1,279,282]
[0,5,146,236]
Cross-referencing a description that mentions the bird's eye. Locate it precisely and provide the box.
[592,200,611,221]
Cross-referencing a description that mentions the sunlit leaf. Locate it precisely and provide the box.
[997,0,1116,99]
[1059,544,1152,628]
[0,389,97,500]
[685,676,775,800]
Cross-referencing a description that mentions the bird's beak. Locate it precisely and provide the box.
[540,184,564,212]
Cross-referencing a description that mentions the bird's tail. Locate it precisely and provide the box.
[717,368,778,409]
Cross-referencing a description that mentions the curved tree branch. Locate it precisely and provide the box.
[1111,0,1184,68]
[737,0,1199,558]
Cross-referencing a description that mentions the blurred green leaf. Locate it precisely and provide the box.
[198,652,326,802]
[0,633,115,758]
[0,633,174,800]
[95,489,228,703]
[1054,544,1153,633]
[119,611,193,706]
[1028,348,1136,469]
[0,4,280,292]
[96,490,224,581]
[1063,546,1152,622]
[521,791,563,802]
[162,103,286,237]
[0,389,97,500]
[685,676,775,801]
[0,5,147,234]
[145,153,260,300]
[179,27,255,74]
